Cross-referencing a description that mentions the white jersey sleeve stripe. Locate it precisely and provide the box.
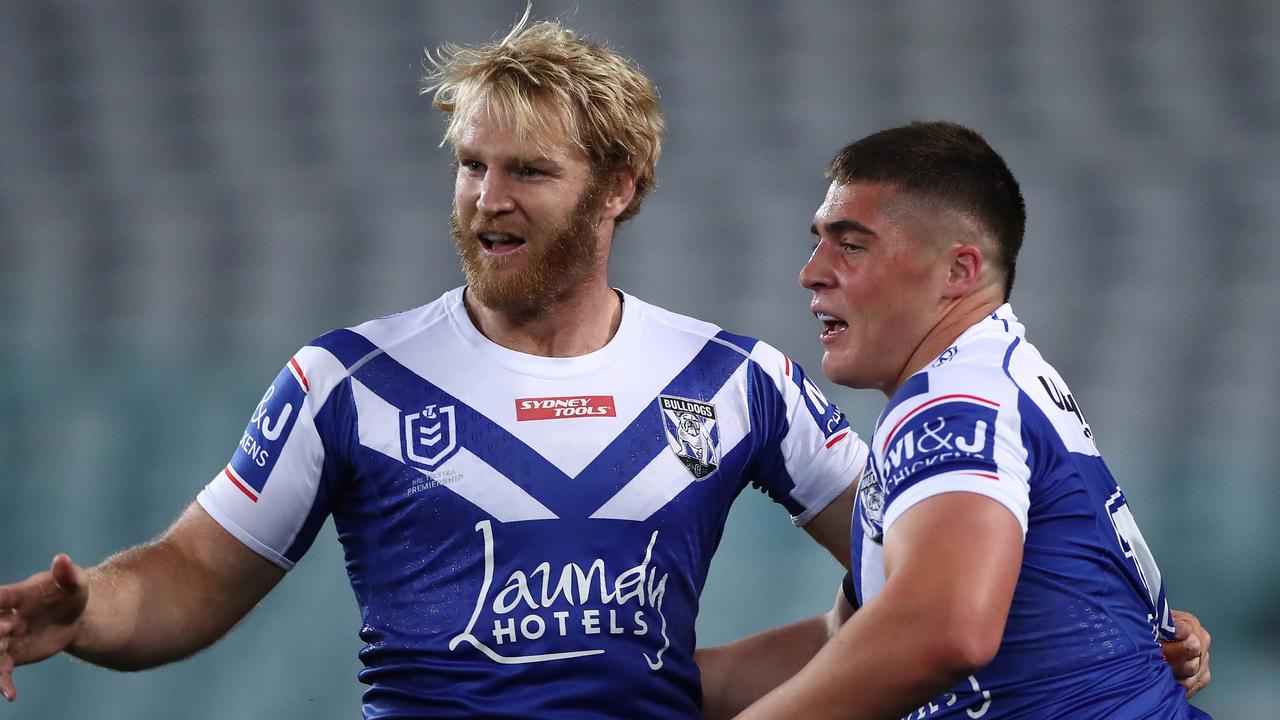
[882,473,1030,537]
[196,491,295,569]
[749,343,867,526]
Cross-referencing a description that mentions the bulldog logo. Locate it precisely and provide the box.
[658,395,720,480]
[857,461,885,543]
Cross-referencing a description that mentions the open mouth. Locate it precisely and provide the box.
[815,311,848,341]
[478,231,527,255]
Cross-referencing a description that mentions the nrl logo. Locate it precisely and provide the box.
[401,404,459,470]
[658,395,720,480]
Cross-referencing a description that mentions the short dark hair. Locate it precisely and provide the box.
[827,121,1026,300]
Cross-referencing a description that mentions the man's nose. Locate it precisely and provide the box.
[477,172,515,216]
[800,241,835,290]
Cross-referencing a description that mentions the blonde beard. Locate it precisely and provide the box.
[451,181,605,318]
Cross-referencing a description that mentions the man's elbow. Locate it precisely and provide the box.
[904,584,1009,676]
[929,622,1002,677]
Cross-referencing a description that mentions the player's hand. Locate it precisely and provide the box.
[1160,608,1211,698]
[0,554,90,702]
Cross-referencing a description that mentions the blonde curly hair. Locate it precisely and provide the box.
[423,8,663,223]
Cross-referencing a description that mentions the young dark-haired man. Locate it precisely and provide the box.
[734,121,1212,719]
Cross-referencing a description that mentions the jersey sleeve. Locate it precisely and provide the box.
[875,366,1032,537]
[743,344,868,526]
[197,344,351,570]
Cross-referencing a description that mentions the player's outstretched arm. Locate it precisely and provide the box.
[0,554,88,700]
[1162,608,1211,698]
[0,502,283,701]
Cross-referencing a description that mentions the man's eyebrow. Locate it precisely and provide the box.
[451,145,562,167]
[810,219,876,237]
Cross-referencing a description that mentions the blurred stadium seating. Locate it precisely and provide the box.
[1,2,1274,717]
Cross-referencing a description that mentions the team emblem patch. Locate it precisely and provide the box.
[856,461,885,543]
[658,395,720,480]
[402,404,459,470]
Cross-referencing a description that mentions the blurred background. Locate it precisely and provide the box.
[1,1,1275,717]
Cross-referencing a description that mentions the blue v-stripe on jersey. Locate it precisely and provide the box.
[851,305,1210,719]
[198,287,866,719]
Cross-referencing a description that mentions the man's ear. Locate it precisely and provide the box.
[943,244,984,299]
[599,169,637,222]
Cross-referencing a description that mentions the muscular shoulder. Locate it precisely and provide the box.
[290,291,455,397]
[881,335,1017,433]
[626,293,800,374]
[323,291,454,363]
[627,295,727,342]
[871,314,1036,534]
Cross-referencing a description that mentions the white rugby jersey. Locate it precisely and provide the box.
[851,306,1209,719]
[198,287,865,719]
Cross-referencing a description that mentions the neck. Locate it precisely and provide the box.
[887,289,1006,397]
[464,276,623,358]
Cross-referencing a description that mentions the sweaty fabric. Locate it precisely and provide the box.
[851,305,1210,719]
[199,287,865,719]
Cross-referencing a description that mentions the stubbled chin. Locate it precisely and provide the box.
[465,257,525,289]
[820,348,858,387]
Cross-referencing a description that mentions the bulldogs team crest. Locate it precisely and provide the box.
[402,404,460,470]
[856,461,885,543]
[658,395,720,480]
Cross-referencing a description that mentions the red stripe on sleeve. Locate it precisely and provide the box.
[289,357,310,391]
[224,466,259,502]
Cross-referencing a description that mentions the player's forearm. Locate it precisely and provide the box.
[738,496,1022,719]
[65,503,283,672]
[69,541,237,670]
[734,593,982,720]
[697,612,838,720]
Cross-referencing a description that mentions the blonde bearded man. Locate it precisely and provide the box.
[0,13,861,718]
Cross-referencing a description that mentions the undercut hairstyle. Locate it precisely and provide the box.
[422,9,663,224]
[827,121,1026,300]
